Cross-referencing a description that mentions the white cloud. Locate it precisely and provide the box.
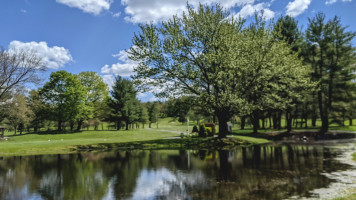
[8,41,73,69]
[234,3,275,20]
[100,50,137,77]
[113,12,121,18]
[101,74,115,89]
[326,0,352,5]
[56,0,113,15]
[121,0,255,23]
[20,9,27,13]
[286,0,311,17]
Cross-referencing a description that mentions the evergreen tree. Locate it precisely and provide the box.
[138,105,149,128]
[108,76,140,130]
[147,102,160,128]
[305,13,356,133]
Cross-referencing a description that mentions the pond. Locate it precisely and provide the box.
[0,140,355,200]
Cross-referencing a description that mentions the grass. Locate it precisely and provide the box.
[333,192,356,200]
[0,129,177,156]
[1,117,355,157]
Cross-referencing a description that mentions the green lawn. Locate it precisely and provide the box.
[0,129,177,156]
[1,117,355,156]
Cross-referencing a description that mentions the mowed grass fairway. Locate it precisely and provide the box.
[0,117,355,156]
[0,129,177,156]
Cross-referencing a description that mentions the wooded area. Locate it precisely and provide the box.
[0,4,355,137]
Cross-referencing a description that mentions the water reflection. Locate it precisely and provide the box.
[0,144,353,200]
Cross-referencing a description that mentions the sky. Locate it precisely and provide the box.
[1,0,355,101]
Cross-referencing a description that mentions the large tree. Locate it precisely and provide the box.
[305,13,356,133]
[27,89,48,132]
[0,48,44,102]
[40,71,86,131]
[108,76,140,130]
[129,4,312,136]
[76,71,109,130]
[2,94,32,135]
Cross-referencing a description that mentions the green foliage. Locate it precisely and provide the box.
[76,71,109,130]
[27,90,47,132]
[274,15,302,52]
[39,71,86,131]
[304,13,356,132]
[2,94,32,134]
[165,96,192,123]
[108,76,140,130]
[146,102,160,126]
[138,105,149,127]
[129,4,313,137]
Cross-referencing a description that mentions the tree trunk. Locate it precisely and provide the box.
[240,116,246,130]
[272,112,278,129]
[311,115,317,127]
[349,117,353,126]
[312,99,317,127]
[251,111,259,134]
[77,120,83,131]
[318,90,328,134]
[269,115,272,128]
[70,122,74,131]
[125,121,129,130]
[149,122,151,128]
[117,121,122,130]
[57,120,62,131]
[216,111,229,138]
[304,117,308,128]
[286,108,292,133]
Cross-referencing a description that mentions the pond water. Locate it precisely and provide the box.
[0,140,355,200]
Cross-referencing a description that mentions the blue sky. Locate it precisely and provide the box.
[1,0,355,101]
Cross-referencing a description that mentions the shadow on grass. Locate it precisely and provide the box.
[74,136,250,151]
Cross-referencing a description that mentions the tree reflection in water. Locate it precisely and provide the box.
[0,143,352,200]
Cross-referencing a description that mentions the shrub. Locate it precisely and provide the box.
[192,125,199,133]
[204,123,216,135]
[199,123,207,137]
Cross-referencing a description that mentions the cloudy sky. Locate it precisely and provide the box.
[1,0,355,101]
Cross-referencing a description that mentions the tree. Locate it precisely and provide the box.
[27,89,48,132]
[274,15,314,132]
[129,4,246,136]
[165,97,192,123]
[305,13,356,133]
[76,72,109,131]
[108,76,140,130]
[138,105,149,128]
[0,48,44,102]
[147,102,160,128]
[40,71,86,131]
[129,4,313,136]
[239,16,313,133]
[274,15,302,51]
[3,94,32,135]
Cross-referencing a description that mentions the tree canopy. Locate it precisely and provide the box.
[129,4,313,136]
[40,71,86,131]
